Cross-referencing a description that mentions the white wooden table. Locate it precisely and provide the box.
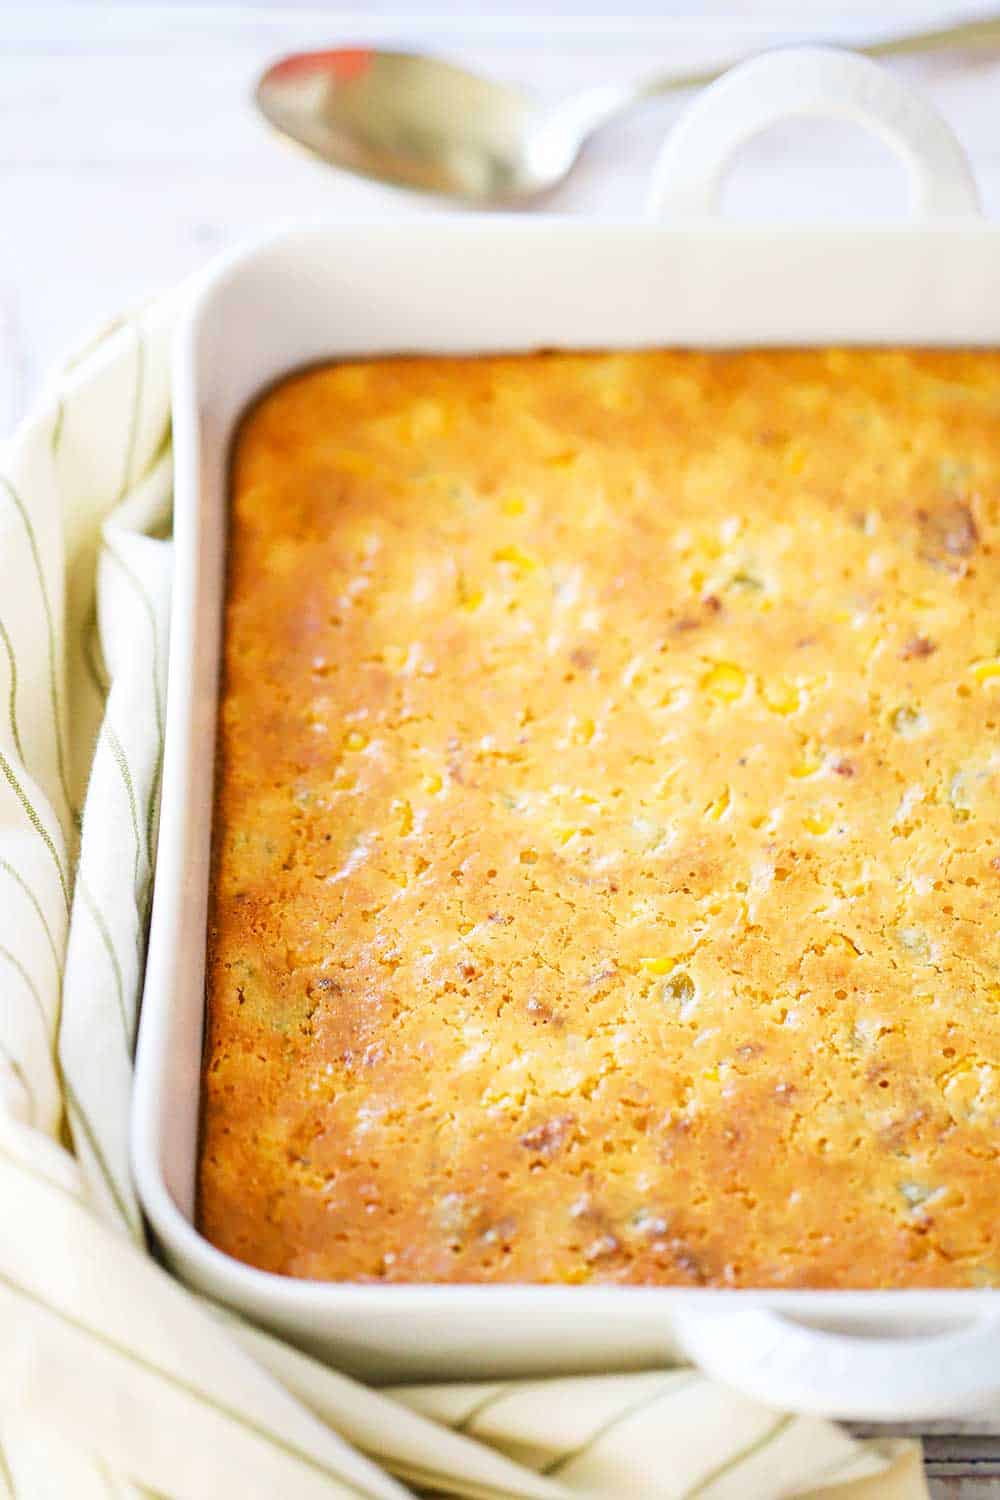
[5,4,1000,1491]
[5,2,1000,438]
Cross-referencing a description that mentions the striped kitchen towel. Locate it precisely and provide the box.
[0,293,926,1499]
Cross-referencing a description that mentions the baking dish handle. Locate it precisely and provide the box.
[647,46,980,221]
[673,1304,1000,1420]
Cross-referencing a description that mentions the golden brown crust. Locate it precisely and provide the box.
[199,349,1000,1287]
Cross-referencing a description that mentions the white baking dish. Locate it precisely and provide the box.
[133,49,1000,1419]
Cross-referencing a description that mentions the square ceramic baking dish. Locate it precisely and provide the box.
[133,49,1000,1418]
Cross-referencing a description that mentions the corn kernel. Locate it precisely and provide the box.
[458,921,474,937]
[695,533,723,561]
[456,574,484,611]
[704,786,731,822]
[700,662,748,704]
[500,492,527,516]
[572,716,596,745]
[762,679,802,716]
[971,658,1000,686]
[344,729,369,752]
[422,773,443,795]
[804,809,834,836]
[790,743,823,778]
[702,1065,720,1084]
[785,440,808,477]
[554,826,578,845]
[493,544,538,573]
[642,957,674,976]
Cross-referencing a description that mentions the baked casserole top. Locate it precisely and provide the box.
[201,349,1000,1287]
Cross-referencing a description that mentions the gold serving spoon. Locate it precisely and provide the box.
[255,15,1000,206]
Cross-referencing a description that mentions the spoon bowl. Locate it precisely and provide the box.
[256,49,559,203]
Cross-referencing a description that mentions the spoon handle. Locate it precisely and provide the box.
[619,12,1000,115]
[861,11,1000,58]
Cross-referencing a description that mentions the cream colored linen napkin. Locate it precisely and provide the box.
[0,292,928,1500]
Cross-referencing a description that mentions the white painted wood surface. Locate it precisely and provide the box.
[4,5,1000,1491]
[3,3,1000,437]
